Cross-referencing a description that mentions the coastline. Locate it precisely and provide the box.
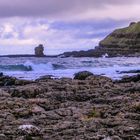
[0,2,139,140]
[0,54,58,58]
[0,53,140,58]
[0,73,139,139]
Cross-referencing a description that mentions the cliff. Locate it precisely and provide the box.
[59,22,140,57]
[99,22,140,57]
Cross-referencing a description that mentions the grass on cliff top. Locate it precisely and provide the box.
[100,22,140,45]
[114,22,140,34]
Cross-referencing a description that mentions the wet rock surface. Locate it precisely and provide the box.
[0,74,140,139]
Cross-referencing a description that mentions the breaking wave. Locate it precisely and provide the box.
[0,61,66,72]
[0,64,33,71]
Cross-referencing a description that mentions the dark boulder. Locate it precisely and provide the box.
[0,72,3,77]
[74,71,93,80]
[117,74,140,83]
[35,75,53,82]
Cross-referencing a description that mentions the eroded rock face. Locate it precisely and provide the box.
[98,21,140,57]
[35,44,44,57]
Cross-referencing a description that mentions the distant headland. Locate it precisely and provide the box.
[59,21,140,57]
[1,22,140,58]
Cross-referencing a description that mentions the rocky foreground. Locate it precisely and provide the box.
[0,73,140,140]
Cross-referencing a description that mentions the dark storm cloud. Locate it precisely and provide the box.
[0,0,139,17]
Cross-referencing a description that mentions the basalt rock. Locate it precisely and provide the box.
[74,71,93,80]
[0,74,140,139]
[35,44,45,57]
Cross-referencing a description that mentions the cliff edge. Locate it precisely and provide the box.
[99,22,140,57]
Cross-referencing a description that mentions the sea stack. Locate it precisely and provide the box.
[98,21,140,57]
[35,44,45,57]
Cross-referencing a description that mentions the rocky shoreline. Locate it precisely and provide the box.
[0,72,140,140]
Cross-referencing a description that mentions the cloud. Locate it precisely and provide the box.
[0,18,108,55]
[0,0,139,21]
[0,0,139,55]
[0,38,40,46]
[75,4,140,21]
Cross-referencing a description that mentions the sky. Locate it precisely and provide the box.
[0,0,140,55]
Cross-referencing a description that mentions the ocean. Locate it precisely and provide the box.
[0,57,140,80]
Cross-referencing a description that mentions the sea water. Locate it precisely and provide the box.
[0,57,140,80]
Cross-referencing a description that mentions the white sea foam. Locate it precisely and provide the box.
[1,57,140,80]
[19,124,37,130]
[24,61,53,71]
